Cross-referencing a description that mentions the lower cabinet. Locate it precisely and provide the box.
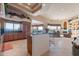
[4,32,26,42]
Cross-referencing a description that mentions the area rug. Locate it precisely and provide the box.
[0,43,13,52]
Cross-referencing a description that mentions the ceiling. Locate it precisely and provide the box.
[34,3,79,20]
[8,3,79,24]
[8,3,42,13]
[32,20,43,25]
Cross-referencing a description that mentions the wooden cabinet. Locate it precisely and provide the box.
[27,36,32,56]
[4,33,13,42]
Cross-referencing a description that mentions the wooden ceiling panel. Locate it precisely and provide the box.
[20,3,42,13]
[8,5,24,14]
[23,3,37,8]
[8,3,42,15]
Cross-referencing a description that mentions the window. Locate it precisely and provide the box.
[48,26,61,30]
[32,26,44,34]
[14,23,21,31]
[5,23,13,32]
[33,27,37,30]
[38,26,43,31]
[57,26,61,30]
[48,26,57,30]
[4,22,22,32]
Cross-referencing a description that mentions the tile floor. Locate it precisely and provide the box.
[43,37,73,56]
[3,39,27,56]
[1,37,76,56]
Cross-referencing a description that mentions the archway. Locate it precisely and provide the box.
[64,21,67,29]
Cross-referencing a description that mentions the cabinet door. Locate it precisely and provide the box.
[13,33,18,40]
[4,33,14,42]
